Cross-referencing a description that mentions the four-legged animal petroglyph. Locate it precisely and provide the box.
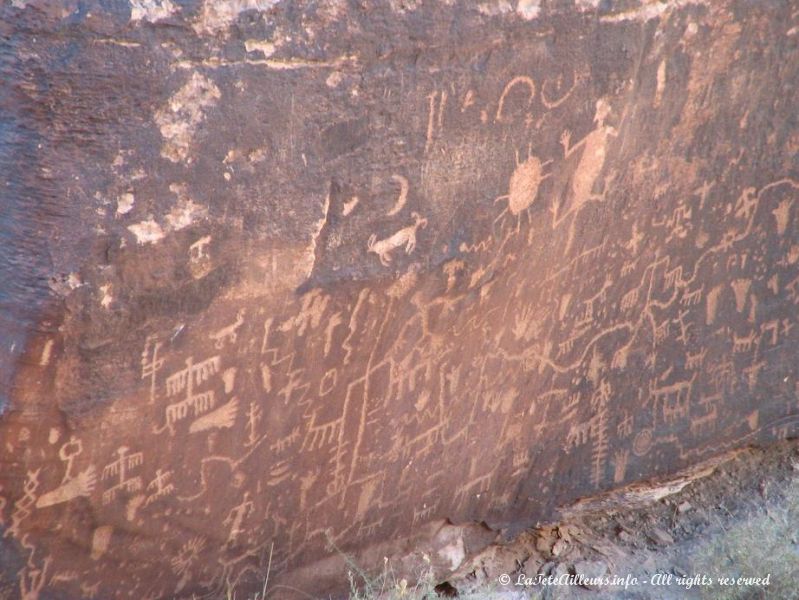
[367,213,428,266]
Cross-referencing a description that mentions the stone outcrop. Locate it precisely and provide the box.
[0,0,797,598]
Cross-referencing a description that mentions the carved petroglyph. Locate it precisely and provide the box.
[731,279,751,313]
[101,447,144,505]
[141,336,164,404]
[19,556,51,600]
[223,493,254,548]
[189,235,212,278]
[706,285,723,324]
[37,437,96,508]
[162,355,221,431]
[5,470,40,539]
[210,310,245,348]
[386,175,409,216]
[542,72,579,109]
[495,76,535,124]
[555,98,619,251]
[3,5,799,598]
[144,469,175,506]
[649,377,694,426]
[367,213,427,266]
[425,90,447,152]
[189,397,239,433]
[494,147,552,235]
[773,198,792,236]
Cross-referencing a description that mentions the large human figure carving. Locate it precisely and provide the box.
[554,98,619,252]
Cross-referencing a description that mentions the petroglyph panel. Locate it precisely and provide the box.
[1,0,798,598]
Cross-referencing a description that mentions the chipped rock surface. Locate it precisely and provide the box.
[0,0,798,598]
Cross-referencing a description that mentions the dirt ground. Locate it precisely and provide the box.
[444,440,799,600]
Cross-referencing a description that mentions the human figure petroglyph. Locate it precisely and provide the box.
[144,469,175,506]
[367,212,427,266]
[244,401,262,447]
[553,98,620,251]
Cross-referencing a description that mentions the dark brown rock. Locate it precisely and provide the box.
[0,0,797,598]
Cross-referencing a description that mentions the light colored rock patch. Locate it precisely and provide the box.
[516,0,540,20]
[100,285,114,309]
[389,0,422,12]
[39,340,54,366]
[166,197,208,231]
[438,536,466,571]
[155,72,221,163]
[244,40,276,57]
[600,0,707,23]
[116,193,135,216]
[128,219,165,245]
[477,1,513,17]
[130,0,177,22]
[194,0,279,34]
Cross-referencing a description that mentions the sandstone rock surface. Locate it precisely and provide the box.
[0,0,797,598]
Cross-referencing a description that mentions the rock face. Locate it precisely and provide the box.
[0,1,797,598]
